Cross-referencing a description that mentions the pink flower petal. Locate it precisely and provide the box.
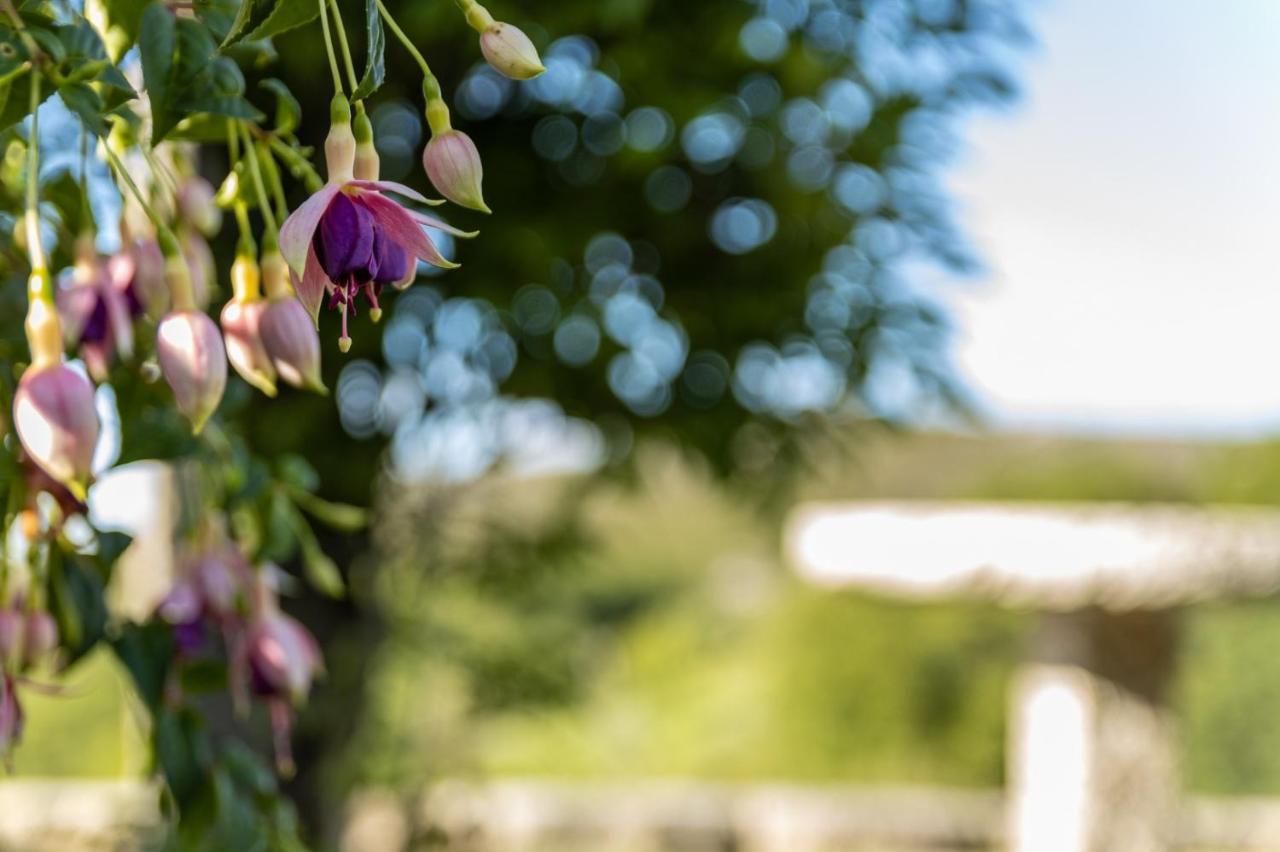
[103,285,135,360]
[406,209,479,239]
[357,192,459,272]
[279,183,341,277]
[349,180,442,205]
[290,246,330,324]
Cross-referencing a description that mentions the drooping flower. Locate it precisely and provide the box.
[13,361,100,499]
[182,229,216,311]
[479,21,545,80]
[58,236,135,381]
[245,606,323,703]
[112,237,169,320]
[21,611,57,669]
[221,255,277,397]
[278,100,474,348]
[0,607,21,669]
[156,310,227,433]
[422,129,489,214]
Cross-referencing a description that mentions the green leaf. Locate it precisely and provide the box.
[112,621,175,712]
[85,0,151,61]
[351,0,383,100]
[138,2,176,135]
[244,0,318,42]
[288,486,369,531]
[259,77,299,134]
[287,502,346,597]
[143,8,264,140]
[54,20,133,92]
[46,551,110,664]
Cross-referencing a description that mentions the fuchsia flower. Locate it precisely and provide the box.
[279,179,472,346]
[13,362,100,499]
[58,240,135,381]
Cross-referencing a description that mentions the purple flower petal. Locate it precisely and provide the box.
[369,231,410,284]
[279,183,341,277]
[315,193,376,281]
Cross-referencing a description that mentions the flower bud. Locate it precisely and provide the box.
[260,297,326,393]
[480,22,545,80]
[22,610,57,668]
[246,609,323,703]
[0,608,22,669]
[157,310,227,434]
[353,108,380,182]
[183,231,216,310]
[423,130,490,213]
[177,177,222,236]
[221,257,277,397]
[14,363,100,498]
[122,238,169,320]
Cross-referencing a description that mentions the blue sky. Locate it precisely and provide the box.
[947,0,1280,437]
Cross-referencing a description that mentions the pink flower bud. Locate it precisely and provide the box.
[423,130,490,213]
[13,363,100,498]
[157,310,227,434]
[260,298,326,393]
[221,298,277,397]
[183,231,216,310]
[22,610,57,668]
[177,177,222,236]
[0,675,22,763]
[0,608,22,669]
[246,609,323,703]
[480,22,546,80]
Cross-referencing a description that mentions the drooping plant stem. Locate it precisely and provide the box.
[327,0,359,94]
[318,0,345,95]
[103,143,195,311]
[376,0,451,134]
[239,123,280,250]
[23,69,47,285]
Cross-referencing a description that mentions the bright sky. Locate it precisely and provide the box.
[948,0,1280,438]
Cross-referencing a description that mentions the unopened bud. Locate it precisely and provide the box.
[22,611,57,668]
[178,177,222,236]
[157,310,228,433]
[0,608,21,668]
[260,297,326,393]
[13,363,99,498]
[221,297,277,397]
[480,22,545,80]
[422,129,490,213]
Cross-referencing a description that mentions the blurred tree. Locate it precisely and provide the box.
[243,0,1034,840]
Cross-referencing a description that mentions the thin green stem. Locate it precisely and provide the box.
[264,142,290,224]
[327,0,359,93]
[376,0,433,82]
[318,0,344,95]
[239,122,279,247]
[233,201,256,256]
[24,68,46,279]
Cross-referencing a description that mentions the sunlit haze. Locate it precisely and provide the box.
[949,0,1280,438]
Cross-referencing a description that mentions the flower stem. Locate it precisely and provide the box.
[23,68,46,282]
[239,122,279,248]
[453,0,495,33]
[318,0,344,95]
[327,0,359,94]
[103,143,195,310]
[375,0,434,84]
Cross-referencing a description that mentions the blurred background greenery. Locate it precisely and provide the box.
[17,0,1280,847]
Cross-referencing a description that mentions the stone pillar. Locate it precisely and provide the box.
[1008,608,1180,852]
